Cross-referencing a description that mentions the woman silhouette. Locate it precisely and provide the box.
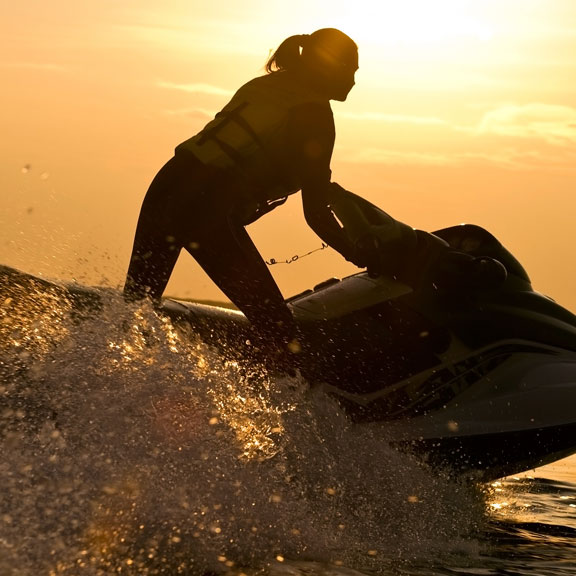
[124,28,385,360]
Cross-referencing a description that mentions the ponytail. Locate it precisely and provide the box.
[265,34,309,73]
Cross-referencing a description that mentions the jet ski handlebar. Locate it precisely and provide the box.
[328,185,508,290]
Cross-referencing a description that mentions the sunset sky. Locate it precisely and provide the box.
[1,0,575,308]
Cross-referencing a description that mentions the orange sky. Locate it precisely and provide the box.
[1,0,575,308]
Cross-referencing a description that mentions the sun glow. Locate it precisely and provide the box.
[294,0,497,63]
[334,1,493,46]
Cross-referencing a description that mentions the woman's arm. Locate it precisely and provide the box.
[286,102,360,263]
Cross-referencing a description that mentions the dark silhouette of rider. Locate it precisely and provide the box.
[123,29,409,360]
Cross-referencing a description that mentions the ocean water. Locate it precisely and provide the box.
[1,280,575,575]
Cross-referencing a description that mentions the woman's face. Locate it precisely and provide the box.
[327,52,359,101]
[305,46,359,102]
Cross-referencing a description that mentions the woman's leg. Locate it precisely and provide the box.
[185,218,298,348]
[124,222,182,303]
[124,158,186,302]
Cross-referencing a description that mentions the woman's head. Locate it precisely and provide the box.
[266,28,358,101]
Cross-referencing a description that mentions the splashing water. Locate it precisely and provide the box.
[0,278,487,575]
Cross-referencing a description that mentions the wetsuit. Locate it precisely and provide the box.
[124,70,358,347]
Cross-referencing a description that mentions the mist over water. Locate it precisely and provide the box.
[0,280,487,575]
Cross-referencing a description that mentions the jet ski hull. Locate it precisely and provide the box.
[3,223,576,481]
[402,421,576,481]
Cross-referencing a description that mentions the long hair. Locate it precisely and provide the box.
[265,28,357,73]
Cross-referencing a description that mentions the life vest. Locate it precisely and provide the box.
[175,71,331,204]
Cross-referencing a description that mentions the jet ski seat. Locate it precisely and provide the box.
[433,224,531,285]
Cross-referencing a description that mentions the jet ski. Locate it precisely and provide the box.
[2,224,576,481]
